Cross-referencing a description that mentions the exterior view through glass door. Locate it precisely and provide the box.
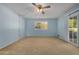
[68,16,78,46]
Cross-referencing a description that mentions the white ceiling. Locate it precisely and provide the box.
[2,3,76,19]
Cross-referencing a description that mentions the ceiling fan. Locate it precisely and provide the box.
[32,3,51,14]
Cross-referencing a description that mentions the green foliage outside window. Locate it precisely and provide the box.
[68,19,77,28]
[68,17,77,32]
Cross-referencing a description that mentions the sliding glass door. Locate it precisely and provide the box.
[68,16,78,46]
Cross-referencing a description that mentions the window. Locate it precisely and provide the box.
[68,16,77,32]
[34,21,48,30]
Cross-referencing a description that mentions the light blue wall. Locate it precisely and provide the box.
[58,4,79,42]
[25,18,57,36]
[0,5,25,48]
[18,16,25,38]
[57,15,68,41]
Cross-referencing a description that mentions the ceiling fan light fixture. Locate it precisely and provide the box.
[36,8,43,12]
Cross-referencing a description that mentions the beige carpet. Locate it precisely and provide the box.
[0,37,79,55]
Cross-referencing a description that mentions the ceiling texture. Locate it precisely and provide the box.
[2,3,76,19]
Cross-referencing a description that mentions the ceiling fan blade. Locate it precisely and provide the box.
[32,3,37,6]
[43,5,51,9]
